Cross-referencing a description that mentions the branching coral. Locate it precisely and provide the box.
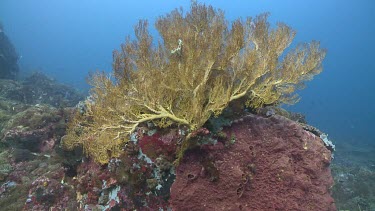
[63,2,326,164]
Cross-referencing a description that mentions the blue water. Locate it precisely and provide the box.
[1,0,374,145]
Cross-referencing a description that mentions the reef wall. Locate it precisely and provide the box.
[0,27,19,79]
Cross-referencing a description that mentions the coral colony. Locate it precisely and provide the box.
[63,2,325,165]
[59,2,334,210]
[1,2,341,210]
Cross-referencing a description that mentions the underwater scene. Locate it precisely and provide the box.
[0,0,374,210]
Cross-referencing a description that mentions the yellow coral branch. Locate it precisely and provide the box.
[63,2,326,164]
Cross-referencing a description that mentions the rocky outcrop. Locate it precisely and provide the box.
[1,105,74,153]
[0,73,83,210]
[0,72,84,107]
[0,27,19,79]
[170,114,336,210]
[0,73,337,210]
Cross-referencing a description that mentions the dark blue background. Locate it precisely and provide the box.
[1,0,374,145]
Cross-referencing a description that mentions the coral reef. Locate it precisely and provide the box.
[0,3,338,210]
[68,143,174,210]
[0,82,338,210]
[0,72,85,210]
[331,142,375,210]
[0,72,83,155]
[170,114,336,210]
[1,72,84,107]
[332,165,375,210]
[1,104,73,152]
[0,26,19,79]
[64,2,326,164]
[0,143,77,210]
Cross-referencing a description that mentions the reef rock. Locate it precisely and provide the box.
[2,72,83,107]
[1,105,73,153]
[170,114,336,211]
[0,27,19,79]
